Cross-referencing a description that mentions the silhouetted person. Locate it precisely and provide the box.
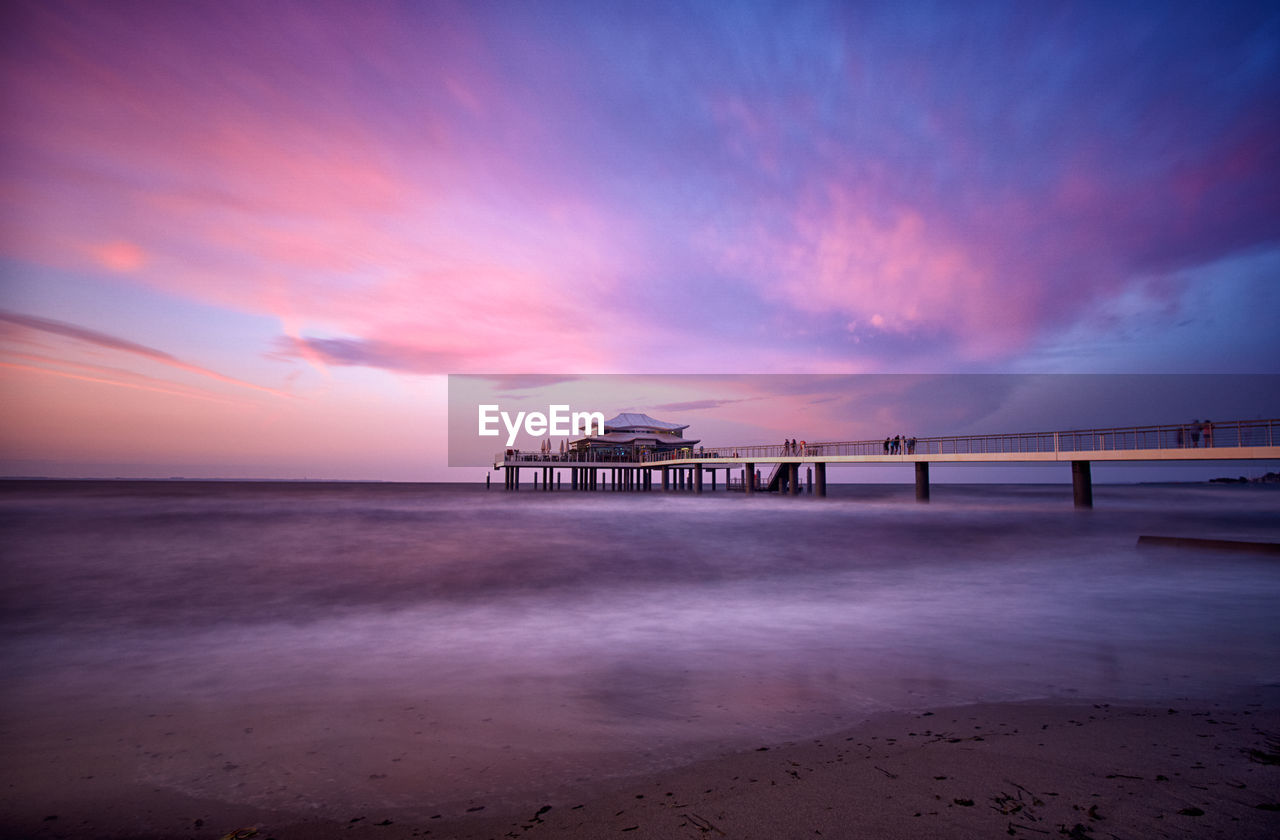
[1191,420,1201,448]
[883,437,890,454]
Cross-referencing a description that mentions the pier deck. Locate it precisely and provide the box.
[494,418,1280,506]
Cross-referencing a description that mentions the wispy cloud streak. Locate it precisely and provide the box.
[0,310,289,397]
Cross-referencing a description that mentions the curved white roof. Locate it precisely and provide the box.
[603,412,689,432]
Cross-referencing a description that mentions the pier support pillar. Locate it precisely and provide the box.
[514,467,520,490]
[789,463,800,496]
[712,469,717,491]
[695,467,703,494]
[590,469,596,490]
[815,462,826,497]
[661,467,669,491]
[744,467,753,495]
[1072,460,1093,509]
[915,462,930,503]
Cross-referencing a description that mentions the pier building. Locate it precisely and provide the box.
[568,412,700,460]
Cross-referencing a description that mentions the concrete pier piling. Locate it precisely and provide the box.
[915,462,930,502]
[1072,460,1092,509]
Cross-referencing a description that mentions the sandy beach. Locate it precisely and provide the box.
[8,695,1279,840]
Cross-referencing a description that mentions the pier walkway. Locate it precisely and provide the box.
[494,418,1280,507]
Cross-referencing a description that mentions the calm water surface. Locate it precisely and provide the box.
[2,480,1278,817]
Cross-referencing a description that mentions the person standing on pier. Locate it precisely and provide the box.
[1191,420,1201,448]
[1203,420,1214,448]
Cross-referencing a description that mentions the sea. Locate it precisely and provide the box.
[2,479,1278,820]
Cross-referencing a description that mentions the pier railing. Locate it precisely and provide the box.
[641,417,1279,463]
[497,418,1277,466]
[498,450,670,465]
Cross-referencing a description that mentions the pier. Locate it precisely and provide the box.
[494,418,1280,507]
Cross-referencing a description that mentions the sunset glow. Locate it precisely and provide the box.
[2,1,1278,479]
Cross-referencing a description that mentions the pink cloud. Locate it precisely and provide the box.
[707,183,1035,361]
[91,240,146,272]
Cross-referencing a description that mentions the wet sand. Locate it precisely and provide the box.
[9,696,1279,840]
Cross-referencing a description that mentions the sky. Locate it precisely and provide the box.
[1,0,1278,480]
